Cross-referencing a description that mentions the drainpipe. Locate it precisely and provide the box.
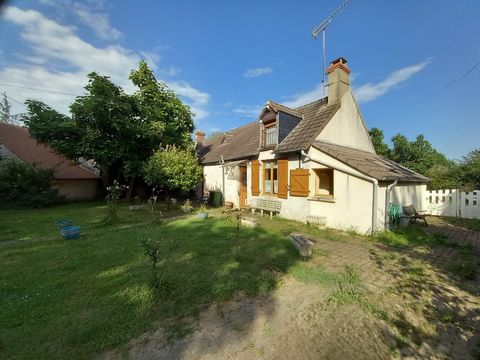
[300,150,379,234]
[385,180,398,230]
[220,155,225,206]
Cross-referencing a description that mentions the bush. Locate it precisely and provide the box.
[0,159,62,208]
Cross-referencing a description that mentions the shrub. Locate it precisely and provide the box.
[0,159,62,207]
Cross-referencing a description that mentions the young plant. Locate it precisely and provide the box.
[148,187,162,222]
[197,203,208,213]
[181,199,193,213]
[138,237,175,293]
[104,180,128,224]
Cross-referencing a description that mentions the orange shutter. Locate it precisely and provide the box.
[290,169,309,197]
[251,160,260,196]
[278,160,288,199]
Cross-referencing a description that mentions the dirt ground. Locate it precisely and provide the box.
[101,218,480,360]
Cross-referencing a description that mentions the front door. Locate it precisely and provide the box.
[239,166,247,208]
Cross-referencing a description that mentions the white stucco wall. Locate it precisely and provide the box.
[390,183,427,211]
[316,90,375,153]
[52,179,98,200]
[203,164,240,208]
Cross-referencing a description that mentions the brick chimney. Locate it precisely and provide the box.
[327,57,350,105]
[194,130,206,144]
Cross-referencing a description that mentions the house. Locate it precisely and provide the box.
[196,58,429,233]
[0,122,99,200]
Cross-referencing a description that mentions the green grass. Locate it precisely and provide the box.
[372,225,452,248]
[441,216,480,232]
[0,202,300,359]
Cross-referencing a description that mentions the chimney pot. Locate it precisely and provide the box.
[195,130,206,144]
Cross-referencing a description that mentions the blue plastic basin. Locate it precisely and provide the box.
[60,225,80,240]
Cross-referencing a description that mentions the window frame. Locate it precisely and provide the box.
[263,160,278,195]
[263,122,277,147]
[314,168,334,198]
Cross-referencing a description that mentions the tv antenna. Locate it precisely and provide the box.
[311,0,352,96]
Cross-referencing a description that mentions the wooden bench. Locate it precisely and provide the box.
[402,205,428,225]
[251,198,282,219]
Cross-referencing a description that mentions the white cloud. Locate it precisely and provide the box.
[282,83,324,108]
[354,59,431,103]
[281,59,431,108]
[74,7,122,40]
[39,0,122,41]
[243,66,273,78]
[0,6,210,120]
[233,105,262,118]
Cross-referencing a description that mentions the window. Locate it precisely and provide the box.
[264,124,277,146]
[263,160,278,194]
[314,169,334,197]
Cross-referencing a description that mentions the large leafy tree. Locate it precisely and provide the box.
[25,62,196,196]
[25,100,82,159]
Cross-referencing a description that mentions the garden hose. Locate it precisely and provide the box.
[388,203,402,227]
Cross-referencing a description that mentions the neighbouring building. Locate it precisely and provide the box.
[0,122,99,200]
[197,58,429,233]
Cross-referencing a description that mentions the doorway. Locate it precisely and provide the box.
[239,166,247,208]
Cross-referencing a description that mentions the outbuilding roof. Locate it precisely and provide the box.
[0,123,99,180]
[311,141,430,182]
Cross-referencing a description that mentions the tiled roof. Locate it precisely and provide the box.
[311,141,430,182]
[275,98,340,153]
[0,123,99,179]
[265,100,303,118]
[197,122,260,164]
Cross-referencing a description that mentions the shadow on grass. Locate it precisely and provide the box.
[370,223,480,358]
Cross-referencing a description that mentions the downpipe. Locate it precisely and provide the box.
[300,150,379,234]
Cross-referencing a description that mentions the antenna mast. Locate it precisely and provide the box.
[311,0,352,96]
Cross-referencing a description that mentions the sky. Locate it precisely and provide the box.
[0,0,479,159]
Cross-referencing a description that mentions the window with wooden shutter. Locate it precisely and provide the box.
[277,160,288,199]
[251,160,260,196]
[290,169,309,197]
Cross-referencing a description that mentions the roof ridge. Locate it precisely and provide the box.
[202,121,258,142]
[294,96,328,111]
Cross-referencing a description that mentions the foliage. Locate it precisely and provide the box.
[138,237,174,291]
[25,100,82,159]
[25,62,195,186]
[147,188,163,222]
[143,145,203,192]
[0,159,62,207]
[129,61,194,148]
[197,203,208,213]
[0,92,12,123]
[104,180,128,224]
[181,199,193,213]
[368,127,390,156]
[459,149,480,190]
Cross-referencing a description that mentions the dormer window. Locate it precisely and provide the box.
[264,123,277,146]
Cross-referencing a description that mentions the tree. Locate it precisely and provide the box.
[26,62,195,198]
[389,134,452,176]
[0,92,11,123]
[368,127,390,156]
[459,149,480,190]
[143,145,202,193]
[25,100,82,159]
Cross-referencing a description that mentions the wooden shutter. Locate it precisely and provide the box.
[290,169,309,197]
[278,160,288,199]
[251,160,260,196]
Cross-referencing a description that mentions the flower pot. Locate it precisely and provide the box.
[60,225,80,239]
[197,212,208,219]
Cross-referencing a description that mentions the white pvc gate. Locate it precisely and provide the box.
[425,189,480,219]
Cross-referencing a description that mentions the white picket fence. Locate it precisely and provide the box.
[425,189,480,219]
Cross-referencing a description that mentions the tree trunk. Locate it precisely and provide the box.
[126,176,135,200]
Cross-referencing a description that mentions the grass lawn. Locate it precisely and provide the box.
[0,201,306,359]
[1,203,479,359]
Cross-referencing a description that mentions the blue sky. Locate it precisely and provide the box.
[0,0,479,159]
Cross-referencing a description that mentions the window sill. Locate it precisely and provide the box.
[307,196,336,203]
